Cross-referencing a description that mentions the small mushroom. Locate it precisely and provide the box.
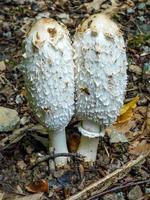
[21,18,75,167]
[73,14,127,162]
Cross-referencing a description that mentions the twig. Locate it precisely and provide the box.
[0,124,34,150]
[0,124,47,150]
[87,179,150,200]
[66,154,149,200]
[29,153,84,169]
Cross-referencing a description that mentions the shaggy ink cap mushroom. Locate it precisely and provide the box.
[73,14,128,162]
[22,18,75,167]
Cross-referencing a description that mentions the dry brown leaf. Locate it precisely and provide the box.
[106,97,142,140]
[79,164,84,181]
[106,120,136,137]
[68,132,80,153]
[129,140,150,155]
[114,120,136,134]
[14,193,43,200]
[26,180,48,194]
[103,0,128,16]
[146,104,150,134]
[0,192,4,200]
[0,61,6,71]
[20,87,27,97]
[134,106,147,116]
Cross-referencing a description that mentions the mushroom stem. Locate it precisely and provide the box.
[77,135,99,162]
[77,120,104,162]
[49,128,68,167]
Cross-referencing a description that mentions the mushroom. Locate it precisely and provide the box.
[22,18,75,167]
[73,14,127,162]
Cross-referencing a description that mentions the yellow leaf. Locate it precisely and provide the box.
[117,96,139,124]
[120,96,139,115]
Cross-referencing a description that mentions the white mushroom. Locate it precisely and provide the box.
[73,14,127,162]
[22,18,75,167]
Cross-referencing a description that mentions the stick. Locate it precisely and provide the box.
[66,154,148,200]
[29,153,84,169]
[0,124,47,150]
[0,124,34,149]
[87,179,150,200]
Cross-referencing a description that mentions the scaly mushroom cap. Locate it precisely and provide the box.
[73,14,127,137]
[22,18,75,131]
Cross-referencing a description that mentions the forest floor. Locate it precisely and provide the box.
[0,0,150,200]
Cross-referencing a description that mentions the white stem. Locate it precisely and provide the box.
[77,135,99,162]
[49,128,68,167]
[77,120,104,162]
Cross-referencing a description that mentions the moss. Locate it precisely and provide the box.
[128,33,150,48]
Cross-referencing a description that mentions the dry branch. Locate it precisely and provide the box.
[87,179,150,200]
[0,124,47,150]
[66,154,149,200]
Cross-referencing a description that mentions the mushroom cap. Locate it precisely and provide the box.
[73,14,127,135]
[22,18,75,131]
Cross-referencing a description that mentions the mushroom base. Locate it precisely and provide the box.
[49,128,68,167]
[77,135,99,162]
[77,120,105,162]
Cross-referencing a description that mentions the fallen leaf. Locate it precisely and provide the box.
[114,120,136,134]
[134,106,147,116]
[0,61,6,71]
[106,120,136,137]
[0,192,4,200]
[79,164,84,181]
[146,104,150,135]
[117,108,133,123]
[82,0,105,12]
[117,96,139,123]
[120,96,139,115]
[106,97,142,142]
[110,130,128,143]
[68,132,80,153]
[17,160,27,170]
[26,180,48,193]
[14,193,43,200]
[129,140,150,155]
[20,87,27,97]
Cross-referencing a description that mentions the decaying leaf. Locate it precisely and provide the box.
[20,87,27,97]
[129,140,150,155]
[146,104,150,134]
[68,132,80,153]
[0,192,4,200]
[14,193,43,200]
[106,96,142,141]
[82,0,105,12]
[0,193,43,200]
[26,180,48,194]
[120,96,139,115]
[117,96,139,123]
[109,130,128,143]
